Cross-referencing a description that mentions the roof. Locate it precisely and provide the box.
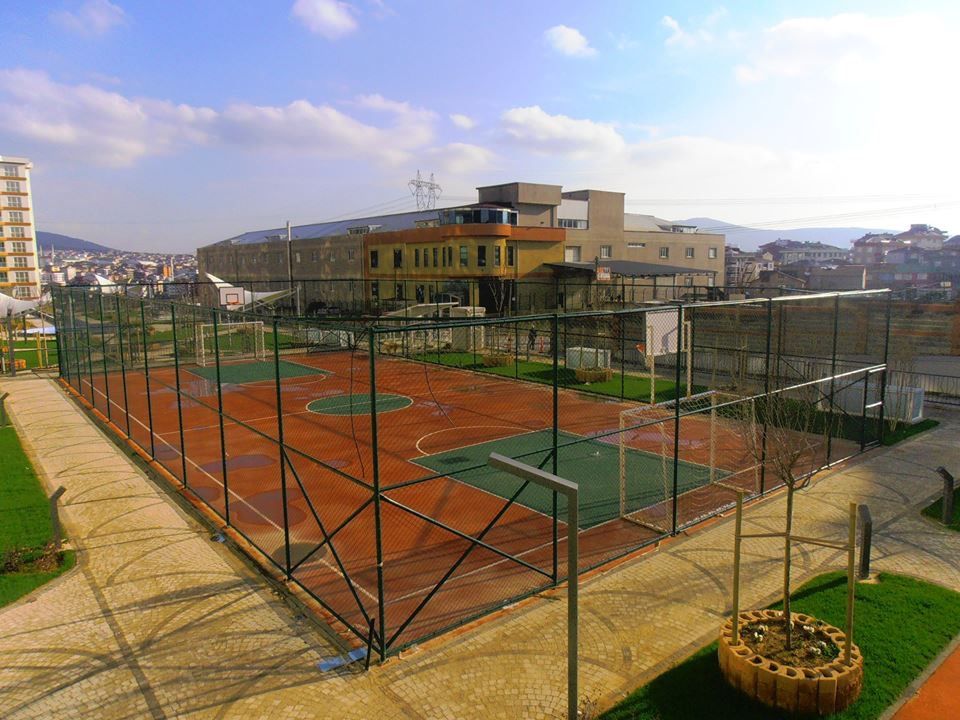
[221,207,455,246]
[623,213,673,232]
[546,260,717,277]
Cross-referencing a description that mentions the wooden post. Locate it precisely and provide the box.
[732,492,744,644]
[845,502,857,665]
[50,486,67,549]
[937,467,955,525]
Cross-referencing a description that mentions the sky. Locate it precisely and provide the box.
[1,0,958,252]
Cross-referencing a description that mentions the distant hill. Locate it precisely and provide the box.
[674,217,894,251]
[37,231,118,253]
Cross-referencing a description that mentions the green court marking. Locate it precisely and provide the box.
[414,429,726,529]
[189,359,328,384]
[307,393,413,416]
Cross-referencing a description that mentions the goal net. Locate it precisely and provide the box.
[618,390,758,533]
[195,320,266,367]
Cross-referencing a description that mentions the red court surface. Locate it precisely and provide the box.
[72,349,790,652]
[892,640,960,720]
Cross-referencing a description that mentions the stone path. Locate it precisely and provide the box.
[1,375,958,719]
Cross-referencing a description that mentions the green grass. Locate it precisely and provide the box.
[7,338,58,369]
[922,487,960,531]
[413,352,692,403]
[0,426,55,550]
[0,425,75,607]
[602,572,960,720]
[881,418,939,446]
[0,551,76,606]
[415,429,720,529]
[307,392,412,416]
[188,358,329,384]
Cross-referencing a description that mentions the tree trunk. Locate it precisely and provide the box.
[783,483,795,651]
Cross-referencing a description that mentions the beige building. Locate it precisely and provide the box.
[197,180,725,313]
[0,155,41,300]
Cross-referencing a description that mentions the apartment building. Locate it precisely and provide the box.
[0,155,41,300]
[197,180,725,313]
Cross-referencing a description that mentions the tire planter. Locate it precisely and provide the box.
[574,367,613,383]
[718,610,863,716]
[482,353,513,367]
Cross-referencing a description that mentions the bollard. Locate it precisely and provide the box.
[49,486,67,549]
[0,392,8,427]
[857,504,872,579]
[937,467,955,525]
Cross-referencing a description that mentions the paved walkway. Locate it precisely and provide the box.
[1,374,959,719]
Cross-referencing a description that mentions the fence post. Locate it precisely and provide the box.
[274,318,292,579]
[115,295,131,438]
[81,292,95,402]
[825,294,840,463]
[53,289,65,380]
[878,293,892,444]
[937,467,955,524]
[97,293,111,422]
[552,312,560,583]
[139,301,156,459]
[50,486,67,549]
[369,327,387,661]
[170,304,188,485]
[210,310,230,523]
[857,504,872,578]
[759,299,773,494]
[671,303,683,534]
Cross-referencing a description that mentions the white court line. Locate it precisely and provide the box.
[78,378,378,604]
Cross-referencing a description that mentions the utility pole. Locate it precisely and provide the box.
[286,220,301,316]
[408,170,442,210]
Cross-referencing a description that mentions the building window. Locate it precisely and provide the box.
[0,272,6,282]
[347,248,356,261]
[459,246,468,267]
[370,250,379,268]
[310,250,318,262]
[564,246,581,262]
[14,271,29,283]
[11,241,26,252]
[685,247,695,259]
[393,249,403,268]
[5,181,18,192]
[13,256,27,268]
[507,245,515,267]
[250,255,257,264]
[708,247,718,259]
[684,276,693,287]
[329,251,336,262]
[414,248,420,267]
[2,166,17,177]
[494,246,501,266]
[10,228,24,239]
[659,247,669,259]
[396,283,404,300]
[433,247,439,268]
[477,245,486,267]
[294,252,301,263]
[371,281,379,297]
[600,245,612,259]
[558,218,588,229]
[627,242,646,249]
[8,211,23,222]
[447,246,454,266]
[6,196,22,208]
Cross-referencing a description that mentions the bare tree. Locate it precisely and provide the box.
[736,384,830,650]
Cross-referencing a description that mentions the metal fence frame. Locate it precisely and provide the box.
[52,285,894,658]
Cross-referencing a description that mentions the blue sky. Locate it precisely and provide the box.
[1,0,958,251]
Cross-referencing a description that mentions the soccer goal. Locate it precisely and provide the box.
[195,320,266,367]
[617,390,757,532]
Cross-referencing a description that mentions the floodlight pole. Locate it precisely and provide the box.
[487,453,579,720]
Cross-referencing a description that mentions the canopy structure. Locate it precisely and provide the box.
[205,273,294,310]
[0,291,50,316]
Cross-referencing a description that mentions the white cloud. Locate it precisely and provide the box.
[543,25,596,58]
[291,0,357,39]
[0,70,438,168]
[51,0,126,36]
[449,113,475,130]
[0,69,214,167]
[426,143,494,175]
[501,106,624,157]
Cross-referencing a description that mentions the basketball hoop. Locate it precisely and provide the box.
[635,342,646,354]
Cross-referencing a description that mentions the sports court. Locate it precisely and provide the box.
[54,288,880,657]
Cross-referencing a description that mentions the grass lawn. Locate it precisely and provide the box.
[601,572,960,719]
[0,425,75,607]
[922,487,960,531]
[413,352,693,403]
[7,338,58,370]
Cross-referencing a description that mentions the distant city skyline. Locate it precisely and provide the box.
[1,0,958,252]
